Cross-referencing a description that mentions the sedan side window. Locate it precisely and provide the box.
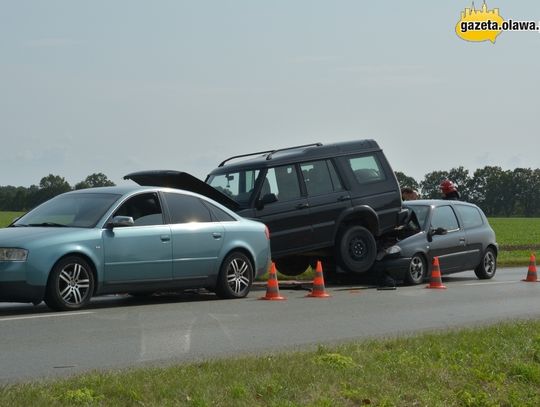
[430,206,460,231]
[114,193,164,226]
[164,193,212,223]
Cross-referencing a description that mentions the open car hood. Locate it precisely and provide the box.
[124,170,240,212]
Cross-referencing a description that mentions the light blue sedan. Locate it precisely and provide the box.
[0,186,271,311]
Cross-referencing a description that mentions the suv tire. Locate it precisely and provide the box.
[337,225,377,273]
[275,256,309,277]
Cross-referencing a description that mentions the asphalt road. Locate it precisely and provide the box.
[1,266,539,383]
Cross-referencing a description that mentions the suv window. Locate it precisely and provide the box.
[263,165,301,202]
[348,155,385,184]
[164,193,212,223]
[207,169,260,206]
[430,206,459,231]
[114,193,164,226]
[301,160,343,196]
[455,205,484,228]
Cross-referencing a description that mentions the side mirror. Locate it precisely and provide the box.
[108,216,135,228]
[428,227,447,237]
[256,193,278,210]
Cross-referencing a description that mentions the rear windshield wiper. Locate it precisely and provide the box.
[27,222,68,227]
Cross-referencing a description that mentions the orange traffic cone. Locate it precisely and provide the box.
[426,257,447,289]
[306,260,331,298]
[522,253,539,282]
[260,262,286,300]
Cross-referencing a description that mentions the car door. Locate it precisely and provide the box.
[454,204,486,270]
[300,159,351,248]
[103,192,172,284]
[427,205,467,273]
[254,164,312,255]
[163,192,225,281]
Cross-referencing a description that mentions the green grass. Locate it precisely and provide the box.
[489,218,540,266]
[1,320,540,406]
[0,211,23,227]
[0,213,538,267]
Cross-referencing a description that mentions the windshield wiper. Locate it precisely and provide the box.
[27,222,68,227]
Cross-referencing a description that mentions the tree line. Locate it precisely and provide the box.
[0,173,115,211]
[396,165,540,217]
[1,166,539,217]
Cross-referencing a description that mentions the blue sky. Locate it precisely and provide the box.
[1,1,539,187]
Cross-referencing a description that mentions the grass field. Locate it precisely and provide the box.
[0,211,21,227]
[1,212,537,268]
[1,320,539,406]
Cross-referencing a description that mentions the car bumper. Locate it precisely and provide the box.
[373,256,412,279]
[0,281,44,303]
[0,261,44,303]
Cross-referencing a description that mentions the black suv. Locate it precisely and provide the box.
[125,140,407,276]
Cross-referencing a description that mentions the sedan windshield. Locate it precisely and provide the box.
[405,205,430,230]
[14,193,121,228]
[207,169,260,207]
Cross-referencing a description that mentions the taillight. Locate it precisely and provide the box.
[264,226,270,240]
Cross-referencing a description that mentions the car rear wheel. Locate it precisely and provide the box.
[404,253,427,285]
[337,225,377,273]
[275,256,310,276]
[215,252,253,299]
[474,248,497,279]
[44,256,95,311]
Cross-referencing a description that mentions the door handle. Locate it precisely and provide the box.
[296,203,309,209]
[212,232,222,239]
[459,238,466,245]
[337,195,350,202]
[160,235,171,242]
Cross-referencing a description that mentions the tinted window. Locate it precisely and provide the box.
[165,193,212,223]
[430,206,459,231]
[203,201,237,222]
[347,155,385,184]
[301,160,343,196]
[455,205,484,229]
[263,165,301,202]
[114,193,164,226]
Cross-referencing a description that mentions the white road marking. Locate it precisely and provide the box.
[0,311,94,322]
[463,281,521,286]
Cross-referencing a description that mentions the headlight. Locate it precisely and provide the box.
[0,248,28,261]
[385,245,401,256]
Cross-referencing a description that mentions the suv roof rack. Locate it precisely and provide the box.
[218,142,323,167]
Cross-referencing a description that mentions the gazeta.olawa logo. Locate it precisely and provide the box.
[456,1,540,43]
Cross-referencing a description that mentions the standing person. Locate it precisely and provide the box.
[401,186,419,201]
[440,179,460,200]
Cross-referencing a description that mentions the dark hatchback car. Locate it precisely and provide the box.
[377,200,498,284]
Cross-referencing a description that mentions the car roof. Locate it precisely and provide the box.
[209,139,381,175]
[65,185,157,195]
[404,199,481,209]
[65,185,241,218]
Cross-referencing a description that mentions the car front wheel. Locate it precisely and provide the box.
[44,256,95,311]
[215,252,253,299]
[404,253,427,285]
[474,248,497,279]
[337,225,377,273]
